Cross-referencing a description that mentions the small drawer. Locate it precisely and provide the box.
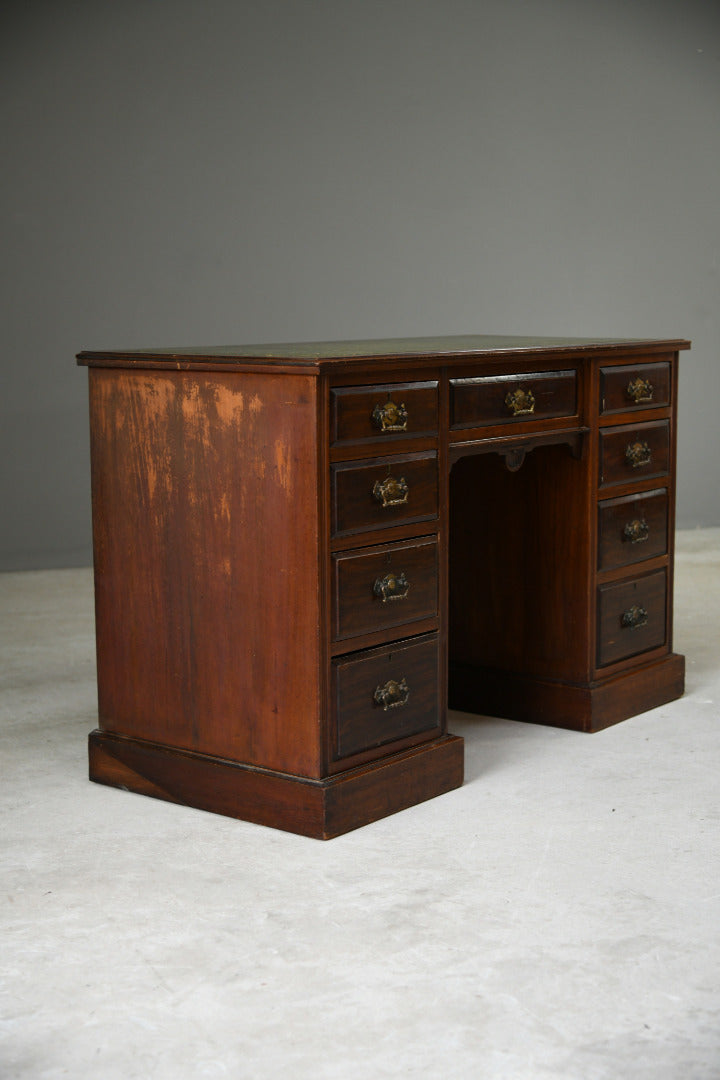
[332,537,439,641]
[597,489,669,571]
[331,451,438,538]
[332,633,440,759]
[331,381,438,445]
[597,570,667,667]
[450,369,577,429]
[600,360,671,415]
[599,420,670,487]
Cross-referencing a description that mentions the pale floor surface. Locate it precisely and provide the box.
[1,530,719,1080]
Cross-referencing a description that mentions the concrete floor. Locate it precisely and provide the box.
[2,529,719,1080]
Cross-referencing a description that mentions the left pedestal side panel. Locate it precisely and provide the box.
[87,367,323,778]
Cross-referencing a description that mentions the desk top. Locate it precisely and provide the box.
[77,334,691,373]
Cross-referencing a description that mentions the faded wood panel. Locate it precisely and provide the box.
[89,368,322,776]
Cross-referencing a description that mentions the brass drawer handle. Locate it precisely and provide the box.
[625,440,652,468]
[372,398,408,433]
[623,518,650,544]
[621,605,649,630]
[505,387,535,416]
[627,376,654,404]
[373,475,409,508]
[373,571,410,602]
[373,677,409,711]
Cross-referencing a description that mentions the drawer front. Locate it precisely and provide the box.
[333,633,440,759]
[332,537,439,641]
[597,570,667,667]
[331,381,438,445]
[597,489,669,571]
[450,369,577,429]
[600,360,671,415]
[331,452,438,538]
[599,420,670,487]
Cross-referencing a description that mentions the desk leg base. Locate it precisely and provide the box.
[88,730,464,839]
[449,653,685,733]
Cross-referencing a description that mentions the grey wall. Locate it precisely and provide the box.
[2,0,719,570]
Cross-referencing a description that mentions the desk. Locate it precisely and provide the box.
[78,334,690,838]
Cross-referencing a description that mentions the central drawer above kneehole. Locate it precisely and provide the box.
[450,369,577,429]
[331,451,438,538]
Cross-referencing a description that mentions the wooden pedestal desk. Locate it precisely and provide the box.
[78,334,690,838]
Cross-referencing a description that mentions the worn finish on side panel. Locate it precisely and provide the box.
[89,368,321,776]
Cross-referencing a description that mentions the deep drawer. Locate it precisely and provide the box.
[331,451,438,538]
[331,537,439,641]
[450,369,577,429]
[331,381,438,445]
[332,633,441,759]
[600,360,671,415]
[599,420,670,487]
[597,570,667,667]
[597,489,669,571]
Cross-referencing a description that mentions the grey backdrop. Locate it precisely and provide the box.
[2,0,719,570]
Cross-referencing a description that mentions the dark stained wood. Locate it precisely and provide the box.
[89,729,464,839]
[88,367,323,776]
[597,569,667,667]
[449,652,684,733]
[331,537,439,641]
[332,634,441,759]
[597,488,668,571]
[77,334,691,369]
[448,442,594,685]
[599,419,670,487]
[450,369,577,428]
[79,334,688,835]
[330,451,438,537]
[600,360,671,414]
[331,381,438,445]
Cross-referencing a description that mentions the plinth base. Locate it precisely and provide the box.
[89,730,464,839]
[449,653,685,733]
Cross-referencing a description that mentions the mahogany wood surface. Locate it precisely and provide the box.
[79,334,690,836]
[331,536,439,641]
[332,633,441,759]
[88,368,323,776]
[330,451,438,537]
[599,419,670,487]
[89,729,464,839]
[600,360,671,414]
[450,369,577,428]
[596,569,668,667]
[331,381,438,444]
[597,489,668,571]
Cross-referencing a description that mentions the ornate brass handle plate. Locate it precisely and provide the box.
[505,387,535,416]
[373,677,409,711]
[373,475,409,507]
[625,440,652,469]
[621,605,649,630]
[623,518,650,544]
[626,377,654,404]
[372,399,408,433]
[373,571,410,602]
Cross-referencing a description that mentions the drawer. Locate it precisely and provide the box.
[332,633,440,759]
[450,369,577,429]
[599,420,670,487]
[331,381,438,445]
[597,570,667,667]
[332,537,439,641]
[597,489,669,571]
[331,451,438,538]
[600,360,671,415]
